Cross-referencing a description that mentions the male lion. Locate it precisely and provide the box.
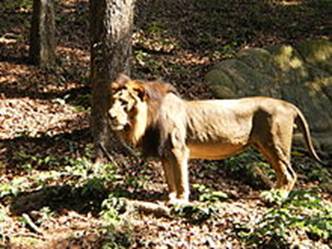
[108,74,323,205]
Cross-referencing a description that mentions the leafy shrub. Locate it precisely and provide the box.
[260,189,290,206]
[293,156,332,189]
[99,194,132,249]
[65,158,119,186]
[172,202,218,224]
[239,189,332,248]
[170,184,228,224]
[13,151,61,171]
[100,193,127,226]
[193,183,228,203]
[223,149,274,189]
[80,177,108,198]
[0,177,31,198]
[101,231,132,249]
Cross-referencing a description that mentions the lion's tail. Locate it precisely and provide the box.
[295,109,325,165]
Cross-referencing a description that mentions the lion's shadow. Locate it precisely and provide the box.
[10,183,163,216]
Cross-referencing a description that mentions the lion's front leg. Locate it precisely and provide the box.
[162,147,190,205]
[161,159,177,202]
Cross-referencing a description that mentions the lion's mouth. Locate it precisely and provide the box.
[109,121,131,131]
[110,123,126,131]
[108,114,128,131]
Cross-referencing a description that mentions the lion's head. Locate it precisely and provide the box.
[108,74,178,147]
[108,74,149,145]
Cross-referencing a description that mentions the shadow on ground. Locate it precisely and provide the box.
[10,183,163,216]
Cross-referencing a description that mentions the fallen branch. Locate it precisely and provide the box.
[124,199,171,218]
[11,232,45,240]
[22,213,44,235]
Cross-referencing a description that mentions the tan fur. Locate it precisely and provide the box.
[108,74,323,204]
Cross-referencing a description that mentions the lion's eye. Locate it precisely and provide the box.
[119,99,128,105]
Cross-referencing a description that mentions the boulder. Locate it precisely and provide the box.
[205,39,332,154]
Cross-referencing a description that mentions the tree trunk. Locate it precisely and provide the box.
[90,0,135,162]
[29,0,56,67]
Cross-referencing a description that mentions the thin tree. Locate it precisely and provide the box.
[29,0,56,67]
[90,0,135,162]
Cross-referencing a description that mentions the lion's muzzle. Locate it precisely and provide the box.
[108,102,129,131]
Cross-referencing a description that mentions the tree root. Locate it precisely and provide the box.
[124,199,171,218]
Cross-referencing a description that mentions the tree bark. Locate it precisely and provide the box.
[29,0,56,67]
[90,0,135,162]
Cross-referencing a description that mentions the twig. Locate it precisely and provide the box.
[125,199,171,218]
[11,232,45,240]
[99,142,120,168]
[118,138,140,161]
[22,213,44,235]
[252,165,273,189]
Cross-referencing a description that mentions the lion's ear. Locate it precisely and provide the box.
[112,73,131,91]
[133,85,147,101]
[114,73,131,86]
[111,82,120,91]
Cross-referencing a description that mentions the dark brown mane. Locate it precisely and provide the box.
[139,81,179,158]
[143,81,178,101]
[112,74,179,158]
[142,81,178,126]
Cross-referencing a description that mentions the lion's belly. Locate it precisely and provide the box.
[188,143,247,160]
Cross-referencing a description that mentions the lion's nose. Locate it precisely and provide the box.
[108,110,116,121]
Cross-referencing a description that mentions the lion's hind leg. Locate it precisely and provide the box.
[255,140,297,193]
[252,110,298,194]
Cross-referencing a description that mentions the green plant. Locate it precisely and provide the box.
[0,170,66,198]
[2,0,32,11]
[98,163,119,182]
[64,159,118,198]
[13,151,62,170]
[147,21,166,36]
[239,189,332,248]
[99,194,132,249]
[100,194,127,226]
[36,207,54,225]
[0,177,30,198]
[134,50,163,73]
[125,173,149,191]
[172,202,219,224]
[66,93,91,112]
[304,164,331,186]
[80,177,108,199]
[101,231,132,249]
[193,184,228,203]
[64,157,92,178]
[123,163,150,191]
[260,189,289,206]
[224,149,275,189]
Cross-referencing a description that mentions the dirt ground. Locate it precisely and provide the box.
[0,0,331,248]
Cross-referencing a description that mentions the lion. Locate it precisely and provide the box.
[108,74,323,205]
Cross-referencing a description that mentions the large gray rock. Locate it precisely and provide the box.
[205,40,332,154]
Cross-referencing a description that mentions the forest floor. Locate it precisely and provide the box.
[0,0,331,248]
